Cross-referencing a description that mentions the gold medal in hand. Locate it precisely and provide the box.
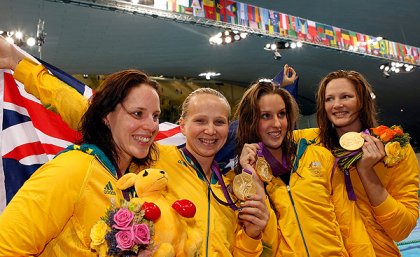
[339,132,364,151]
[255,157,274,182]
[233,172,257,201]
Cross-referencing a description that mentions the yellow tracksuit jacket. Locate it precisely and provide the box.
[294,128,419,257]
[0,146,125,256]
[266,139,374,257]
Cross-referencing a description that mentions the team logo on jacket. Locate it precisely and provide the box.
[104,181,116,195]
[308,161,323,177]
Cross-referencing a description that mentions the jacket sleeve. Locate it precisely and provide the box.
[331,166,376,256]
[233,227,263,257]
[14,58,89,130]
[260,197,278,257]
[371,145,419,242]
[0,153,88,256]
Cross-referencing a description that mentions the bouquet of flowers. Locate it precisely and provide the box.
[333,125,411,170]
[90,198,158,257]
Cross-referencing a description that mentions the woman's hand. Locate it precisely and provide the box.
[238,181,269,239]
[356,133,385,173]
[0,36,27,70]
[239,143,260,169]
[280,64,298,87]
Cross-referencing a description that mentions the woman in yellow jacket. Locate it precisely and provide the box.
[236,80,375,256]
[0,37,272,256]
[0,68,162,255]
[294,70,419,256]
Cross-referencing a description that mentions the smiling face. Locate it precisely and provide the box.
[324,78,362,135]
[180,93,229,163]
[257,93,288,153]
[105,84,160,170]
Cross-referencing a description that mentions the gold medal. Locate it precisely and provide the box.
[255,157,274,182]
[339,132,365,151]
[232,172,257,201]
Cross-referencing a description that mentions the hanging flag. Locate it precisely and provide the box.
[333,26,342,48]
[192,0,205,17]
[307,20,317,42]
[236,2,248,26]
[260,7,270,32]
[215,0,226,21]
[225,0,238,24]
[268,10,280,33]
[203,0,216,20]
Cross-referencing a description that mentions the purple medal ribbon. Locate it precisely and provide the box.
[181,147,239,211]
[332,150,361,201]
[257,142,290,177]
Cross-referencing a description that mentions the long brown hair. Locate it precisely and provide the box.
[316,70,378,150]
[235,81,299,171]
[79,69,160,170]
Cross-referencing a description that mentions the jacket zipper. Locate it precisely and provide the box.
[205,185,211,257]
[287,184,310,257]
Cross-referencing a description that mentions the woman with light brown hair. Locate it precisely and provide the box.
[296,70,419,256]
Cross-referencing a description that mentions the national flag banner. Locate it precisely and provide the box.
[349,31,358,48]
[411,47,419,64]
[0,69,82,212]
[356,32,367,53]
[341,29,351,47]
[236,2,248,26]
[167,0,177,12]
[295,18,307,40]
[260,7,270,32]
[333,26,342,48]
[154,0,168,10]
[307,20,317,42]
[324,25,334,41]
[279,13,289,35]
[365,35,372,54]
[315,22,325,44]
[287,15,297,38]
[192,0,205,17]
[203,0,216,20]
[225,0,238,24]
[269,10,280,33]
[215,0,226,21]
[178,0,193,15]
[247,5,260,30]
[379,40,388,56]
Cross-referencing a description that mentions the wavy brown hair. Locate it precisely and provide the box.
[79,69,160,170]
[316,70,378,150]
[234,81,299,172]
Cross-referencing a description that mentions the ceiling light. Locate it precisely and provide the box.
[26,37,36,46]
[199,72,221,80]
[1,29,39,48]
[379,62,415,78]
[209,29,247,46]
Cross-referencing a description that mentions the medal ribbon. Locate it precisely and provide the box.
[332,150,361,201]
[257,142,291,177]
[181,147,239,211]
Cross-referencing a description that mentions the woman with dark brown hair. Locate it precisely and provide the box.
[0,69,162,256]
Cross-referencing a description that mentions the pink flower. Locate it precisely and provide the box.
[132,224,150,244]
[115,230,135,250]
[113,208,134,228]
